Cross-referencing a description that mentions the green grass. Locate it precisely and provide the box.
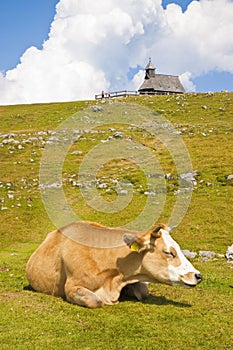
[0,93,233,349]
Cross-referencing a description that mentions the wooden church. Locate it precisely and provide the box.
[138,58,185,95]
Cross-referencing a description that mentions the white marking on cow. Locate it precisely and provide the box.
[161,229,200,286]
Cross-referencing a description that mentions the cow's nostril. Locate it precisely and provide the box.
[195,273,202,282]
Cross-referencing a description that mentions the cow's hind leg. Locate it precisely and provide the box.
[121,282,149,301]
[65,279,103,308]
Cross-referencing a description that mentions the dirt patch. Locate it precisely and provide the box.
[0,291,20,302]
[0,266,10,272]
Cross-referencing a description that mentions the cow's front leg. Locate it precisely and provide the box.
[121,282,149,301]
[65,279,103,308]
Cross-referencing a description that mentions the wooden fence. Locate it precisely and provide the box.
[95,90,139,99]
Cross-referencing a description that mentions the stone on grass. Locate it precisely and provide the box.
[118,189,128,195]
[199,251,215,259]
[182,250,197,259]
[225,244,233,262]
[113,132,124,138]
[92,106,102,112]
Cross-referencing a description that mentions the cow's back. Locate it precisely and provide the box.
[26,221,143,299]
[60,221,139,248]
[26,230,66,297]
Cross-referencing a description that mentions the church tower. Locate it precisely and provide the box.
[145,58,156,79]
[138,58,185,95]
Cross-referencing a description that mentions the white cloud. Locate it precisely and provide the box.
[0,0,233,105]
[159,0,233,75]
[130,69,145,91]
[179,72,196,92]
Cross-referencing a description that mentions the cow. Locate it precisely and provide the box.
[26,221,202,308]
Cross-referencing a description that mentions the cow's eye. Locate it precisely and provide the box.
[164,251,176,258]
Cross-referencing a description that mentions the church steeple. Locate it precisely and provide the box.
[145,58,156,79]
[138,57,185,95]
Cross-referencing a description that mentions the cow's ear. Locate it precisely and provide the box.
[123,233,144,253]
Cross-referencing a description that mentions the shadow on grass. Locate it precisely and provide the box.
[120,294,191,308]
[24,286,191,308]
[23,285,35,292]
[144,294,191,307]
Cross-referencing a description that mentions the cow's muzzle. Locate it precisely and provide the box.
[180,272,203,287]
[195,273,203,284]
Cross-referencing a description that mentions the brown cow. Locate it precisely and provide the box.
[26,221,202,308]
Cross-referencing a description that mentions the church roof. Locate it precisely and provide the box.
[138,74,185,94]
[138,58,185,94]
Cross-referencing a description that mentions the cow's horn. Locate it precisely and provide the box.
[151,225,163,237]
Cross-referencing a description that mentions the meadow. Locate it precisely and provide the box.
[0,92,232,349]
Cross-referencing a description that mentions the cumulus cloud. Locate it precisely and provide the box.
[159,0,233,75]
[131,69,145,91]
[0,0,233,105]
[179,71,196,92]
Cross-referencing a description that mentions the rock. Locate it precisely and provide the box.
[7,194,14,199]
[118,190,128,195]
[97,183,108,189]
[225,244,233,262]
[2,138,19,145]
[72,182,85,188]
[217,254,225,258]
[113,132,124,138]
[37,131,47,136]
[71,151,83,155]
[182,250,197,259]
[165,173,172,180]
[227,174,233,181]
[92,106,102,112]
[39,182,61,189]
[199,251,215,259]
[100,139,109,143]
[179,171,198,186]
[46,140,54,145]
[144,191,156,196]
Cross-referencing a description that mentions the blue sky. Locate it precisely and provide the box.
[0,0,58,72]
[162,0,195,11]
[0,0,232,104]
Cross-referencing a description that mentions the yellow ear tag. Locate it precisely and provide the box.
[130,242,140,252]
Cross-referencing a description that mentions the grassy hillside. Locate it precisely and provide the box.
[0,93,232,349]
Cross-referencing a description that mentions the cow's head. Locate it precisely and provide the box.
[123,224,202,287]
